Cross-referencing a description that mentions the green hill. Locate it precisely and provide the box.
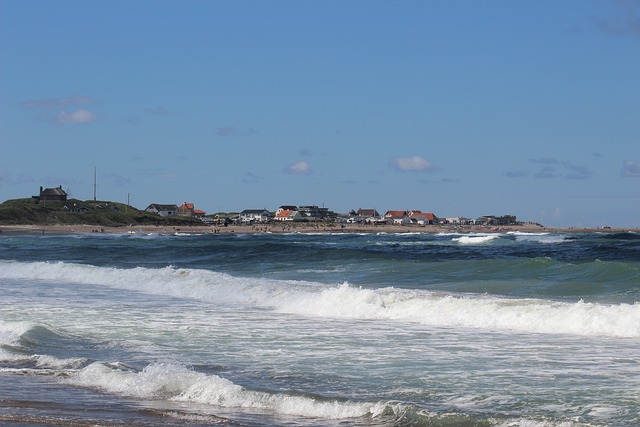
[0,198,204,227]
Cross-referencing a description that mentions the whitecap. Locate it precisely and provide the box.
[66,362,397,420]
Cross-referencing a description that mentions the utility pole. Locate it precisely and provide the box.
[93,167,97,201]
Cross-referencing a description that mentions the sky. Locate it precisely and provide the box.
[1,0,639,228]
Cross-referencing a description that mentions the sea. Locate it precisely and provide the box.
[0,230,638,426]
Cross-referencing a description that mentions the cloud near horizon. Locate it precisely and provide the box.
[285,160,311,175]
[622,160,640,177]
[390,156,433,172]
[529,157,593,180]
[54,109,96,124]
[535,166,559,179]
[564,163,593,180]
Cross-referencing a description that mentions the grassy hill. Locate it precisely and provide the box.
[0,198,204,227]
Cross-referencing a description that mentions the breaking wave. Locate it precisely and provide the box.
[1,261,638,338]
[67,361,394,420]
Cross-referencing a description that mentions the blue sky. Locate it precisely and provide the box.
[1,0,639,227]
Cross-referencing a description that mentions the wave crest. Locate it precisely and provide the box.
[68,362,392,419]
[2,261,638,338]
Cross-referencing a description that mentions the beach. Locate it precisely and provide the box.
[0,222,632,236]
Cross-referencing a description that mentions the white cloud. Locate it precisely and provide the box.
[390,156,433,172]
[285,160,311,175]
[622,160,640,177]
[54,109,96,124]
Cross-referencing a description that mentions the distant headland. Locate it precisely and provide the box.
[0,186,636,235]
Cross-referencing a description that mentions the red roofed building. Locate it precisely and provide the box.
[384,210,409,219]
[178,202,206,218]
[410,212,439,225]
[274,209,302,221]
[383,210,411,225]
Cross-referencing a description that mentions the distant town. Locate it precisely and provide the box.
[147,203,519,228]
[33,185,523,228]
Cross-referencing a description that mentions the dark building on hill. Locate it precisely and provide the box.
[33,186,68,203]
[475,215,517,226]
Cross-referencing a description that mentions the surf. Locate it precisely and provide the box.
[2,261,638,338]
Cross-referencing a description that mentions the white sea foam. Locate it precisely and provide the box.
[509,232,570,244]
[499,421,585,427]
[0,319,34,347]
[0,353,87,371]
[2,261,639,338]
[0,321,30,364]
[453,235,500,245]
[280,284,640,337]
[125,232,167,239]
[66,362,392,419]
[34,354,87,369]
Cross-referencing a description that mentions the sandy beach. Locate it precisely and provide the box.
[0,222,635,236]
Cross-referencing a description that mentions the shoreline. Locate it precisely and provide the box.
[0,223,637,236]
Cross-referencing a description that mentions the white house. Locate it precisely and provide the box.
[145,204,179,217]
[239,209,271,223]
[274,209,303,221]
[275,205,297,217]
[391,216,412,225]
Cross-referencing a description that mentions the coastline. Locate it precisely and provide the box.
[0,223,636,236]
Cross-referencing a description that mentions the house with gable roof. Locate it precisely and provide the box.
[383,210,411,225]
[274,209,303,221]
[178,202,206,218]
[275,205,297,217]
[409,211,439,225]
[145,203,179,217]
[33,186,68,203]
[355,208,381,223]
[239,209,271,223]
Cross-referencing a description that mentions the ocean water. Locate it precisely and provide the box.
[0,230,638,426]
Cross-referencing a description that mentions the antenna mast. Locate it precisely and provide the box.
[93,167,97,201]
